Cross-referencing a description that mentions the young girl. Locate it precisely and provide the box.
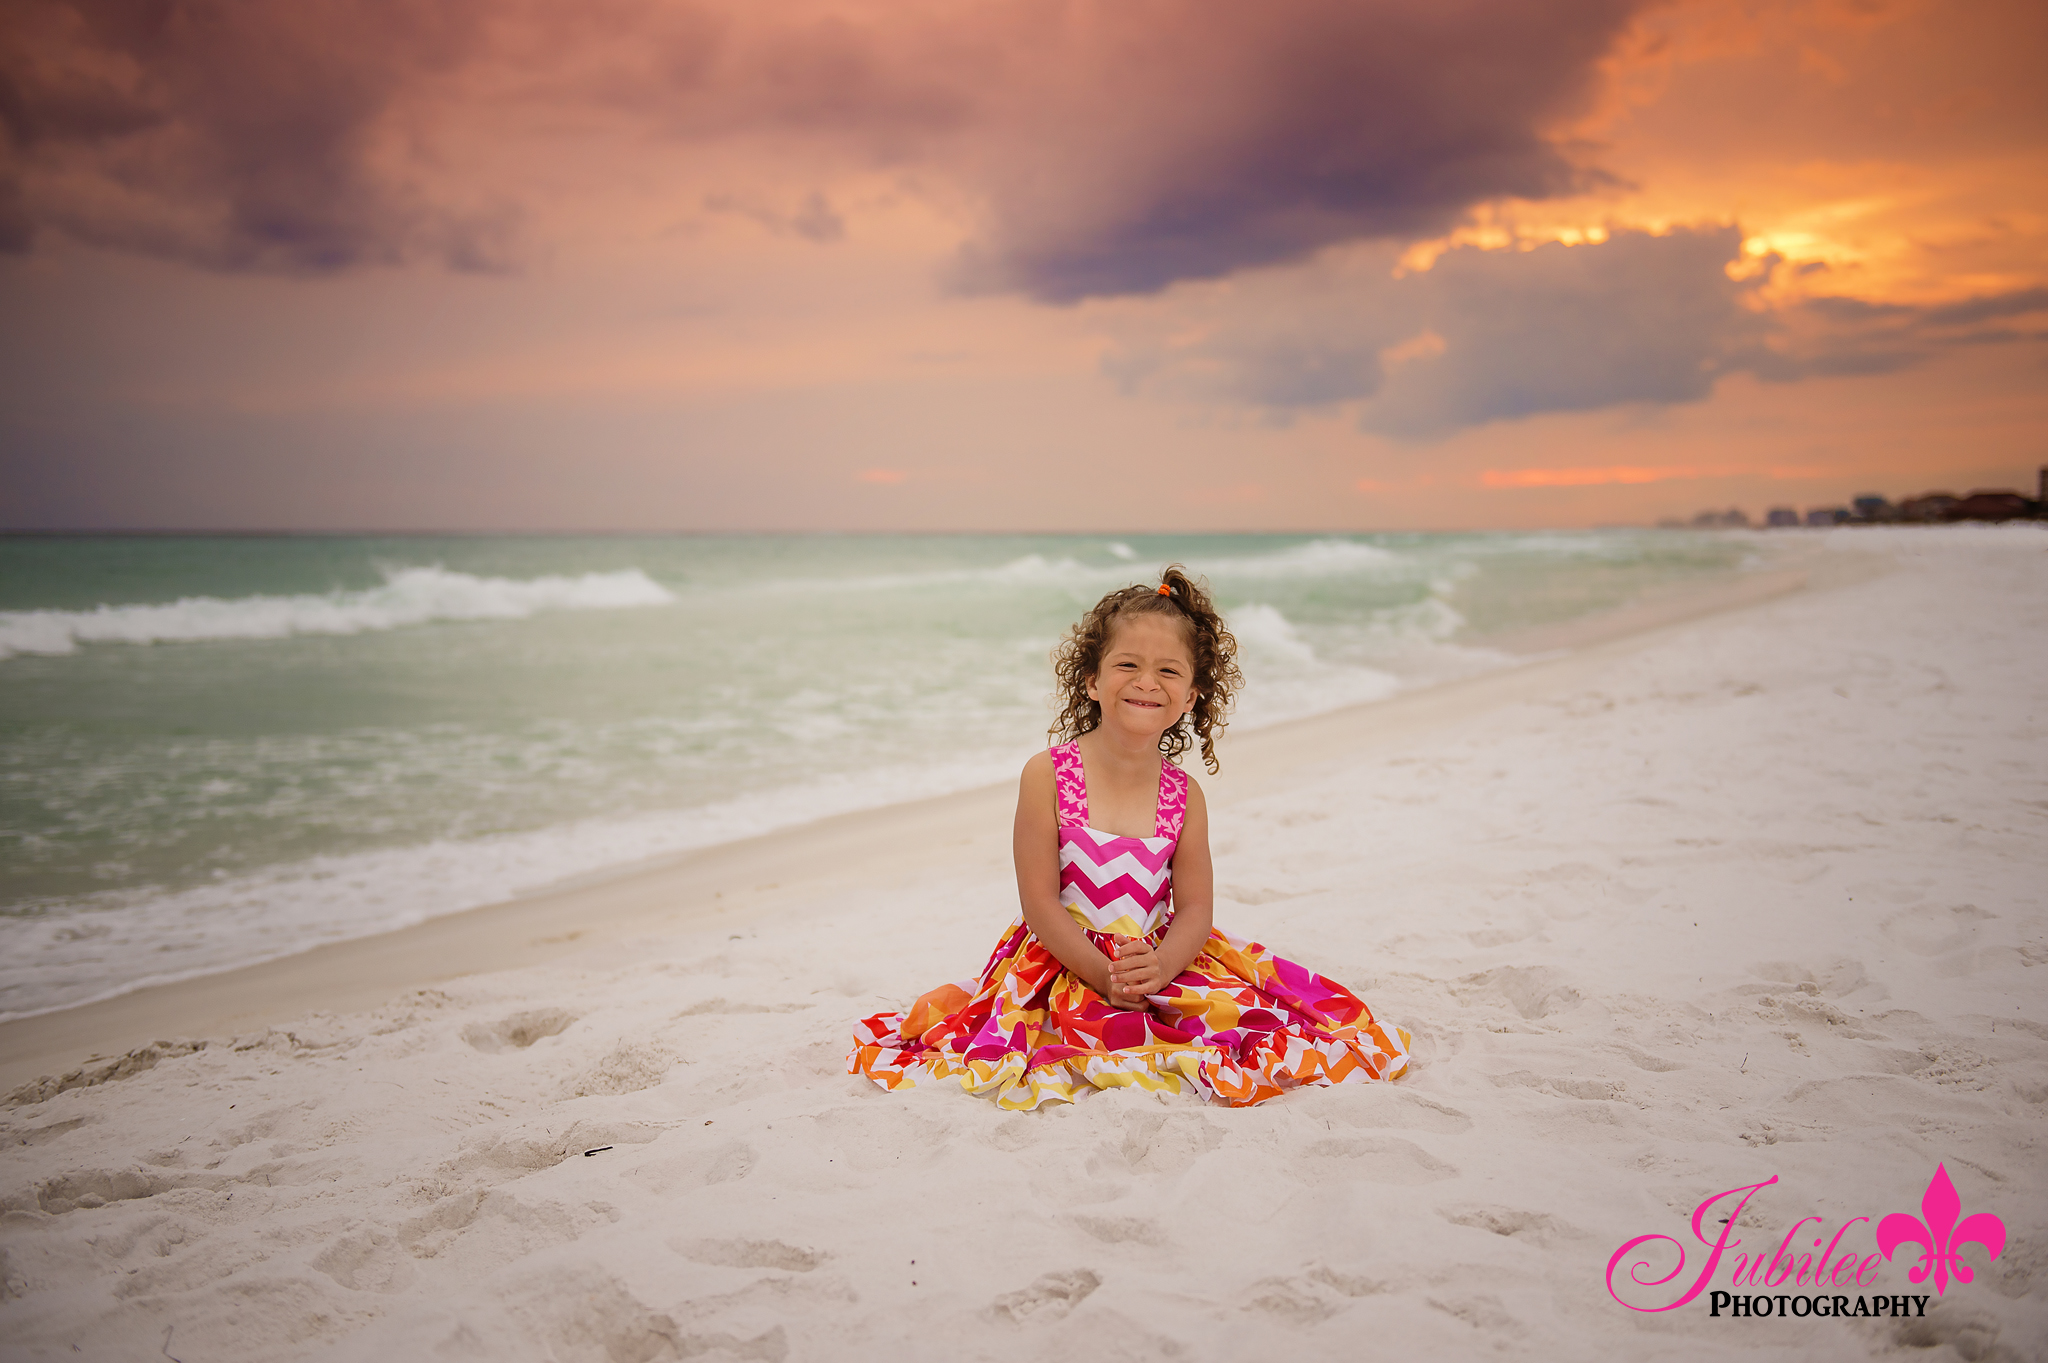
[850,566,1410,1110]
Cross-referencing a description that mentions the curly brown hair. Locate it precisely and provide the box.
[1049,564,1243,774]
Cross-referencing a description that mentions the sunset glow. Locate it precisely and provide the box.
[1480,467,1739,489]
[1,0,2041,531]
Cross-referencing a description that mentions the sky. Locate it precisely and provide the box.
[1,0,2043,532]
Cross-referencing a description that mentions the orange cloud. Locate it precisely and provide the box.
[859,468,907,484]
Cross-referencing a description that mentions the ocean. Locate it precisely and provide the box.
[0,531,1772,1019]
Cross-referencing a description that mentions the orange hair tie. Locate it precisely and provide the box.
[1156,584,1172,596]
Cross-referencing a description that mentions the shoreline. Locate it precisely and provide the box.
[0,544,1857,1094]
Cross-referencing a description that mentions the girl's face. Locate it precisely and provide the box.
[1085,613,1198,742]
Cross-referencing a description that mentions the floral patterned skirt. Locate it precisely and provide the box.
[849,917,1411,1110]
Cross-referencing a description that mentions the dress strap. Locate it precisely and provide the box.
[1155,760,1189,840]
[1050,741,1089,827]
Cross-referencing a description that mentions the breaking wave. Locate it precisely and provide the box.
[0,566,677,659]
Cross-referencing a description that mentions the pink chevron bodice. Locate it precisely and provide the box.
[1051,740,1188,939]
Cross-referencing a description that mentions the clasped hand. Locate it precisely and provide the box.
[1106,935,1167,1010]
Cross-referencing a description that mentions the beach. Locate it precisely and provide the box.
[1,526,2043,1360]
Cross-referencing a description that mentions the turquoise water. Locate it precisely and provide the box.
[0,531,1767,1018]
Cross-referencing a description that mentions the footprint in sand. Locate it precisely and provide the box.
[1306,1264,1386,1298]
[313,1229,416,1293]
[621,1138,756,1197]
[442,1121,662,1187]
[1893,1303,2009,1358]
[1092,1110,1226,1176]
[502,1264,767,1363]
[1073,1214,1165,1246]
[1749,958,1875,998]
[1296,1134,1457,1184]
[1450,966,1583,1020]
[1611,1044,1686,1073]
[559,1043,674,1098]
[1487,1070,1628,1102]
[674,997,811,1017]
[1243,1275,1338,1325]
[398,1190,485,1259]
[1242,1264,1386,1325]
[985,1268,1100,1324]
[987,1115,1038,1152]
[1426,1292,1517,1332]
[4,1116,91,1148]
[1881,903,1996,958]
[704,1142,755,1184]
[1319,1088,1473,1134]
[1440,1204,1580,1245]
[460,1009,576,1053]
[672,1237,825,1272]
[811,1104,952,1171]
[19,1169,162,1214]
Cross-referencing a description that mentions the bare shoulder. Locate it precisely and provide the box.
[1179,772,1210,840]
[1016,749,1058,830]
[1017,749,1057,804]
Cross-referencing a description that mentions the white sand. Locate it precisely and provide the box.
[2,527,2043,1362]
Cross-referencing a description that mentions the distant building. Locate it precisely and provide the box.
[1953,490,2030,522]
[1690,507,1750,528]
[1805,507,1847,526]
[1899,492,1959,522]
[1765,506,1800,527]
[1851,494,1893,520]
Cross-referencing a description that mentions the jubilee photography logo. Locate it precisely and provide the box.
[1607,1163,2007,1319]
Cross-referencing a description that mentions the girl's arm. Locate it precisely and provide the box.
[1110,778,1214,998]
[1013,751,1129,1005]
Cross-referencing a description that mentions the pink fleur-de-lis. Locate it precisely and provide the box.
[1876,1163,2007,1296]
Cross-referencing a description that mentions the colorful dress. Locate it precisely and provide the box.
[849,741,1411,1110]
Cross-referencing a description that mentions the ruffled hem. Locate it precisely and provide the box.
[853,1028,1412,1111]
[849,921,1411,1109]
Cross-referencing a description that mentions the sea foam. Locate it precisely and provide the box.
[1207,538,1411,578]
[0,566,676,659]
[733,540,1419,602]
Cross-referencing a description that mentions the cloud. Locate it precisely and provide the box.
[1919,287,2048,327]
[1107,225,1767,437]
[1363,225,1760,437]
[1,0,1646,291]
[943,0,1647,301]
[1106,226,2048,439]
[1741,284,2048,381]
[0,0,510,271]
[1104,281,1412,411]
[702,189,846,242]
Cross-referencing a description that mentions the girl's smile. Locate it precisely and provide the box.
[1085,615,1196,737]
